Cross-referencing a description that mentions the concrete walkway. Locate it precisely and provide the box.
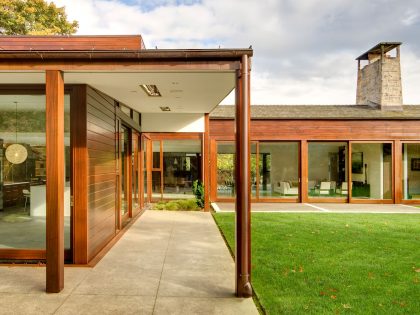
[0,211,258,315]
[213,202,420,213]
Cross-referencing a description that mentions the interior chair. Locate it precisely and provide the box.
[319,182,331,195]
[277,181,298,195]
[338,182,348,195]
[22,189,30,212]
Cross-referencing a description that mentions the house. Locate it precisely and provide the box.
[0,37,419,295]
[0,35,253,296]
[209,42,420,205]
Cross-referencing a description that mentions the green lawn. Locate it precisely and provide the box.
[213,213,420,314]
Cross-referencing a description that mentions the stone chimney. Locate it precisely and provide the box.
[356,42,403,110]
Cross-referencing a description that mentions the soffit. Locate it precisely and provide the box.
[0,70,235,114]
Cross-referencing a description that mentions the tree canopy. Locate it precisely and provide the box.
[0,0,78,35]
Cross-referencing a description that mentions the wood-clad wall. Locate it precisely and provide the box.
[210,119,420,141]
[86,86,117,261]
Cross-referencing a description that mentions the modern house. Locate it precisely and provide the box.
[210,42,420,205]
[0,35,253,296]
[0,36,419,295]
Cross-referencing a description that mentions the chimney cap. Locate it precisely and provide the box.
[356,42,402,61]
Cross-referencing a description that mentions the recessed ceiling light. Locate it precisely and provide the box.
[160,106,171,112]
[170,89,183,93]
[140,84,161,97]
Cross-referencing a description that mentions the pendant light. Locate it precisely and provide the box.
[5,101,28,164]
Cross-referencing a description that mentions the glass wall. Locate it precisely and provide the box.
[259,142,299,199]
[132,134,139,210]
[402,143,420,200]
[152,140,161,199]
[217,142,235,198]
[0,94,70,249]
[308,142,348,198]
[120,126,129,218]
[351,143,392,200]
[162,140,201,199]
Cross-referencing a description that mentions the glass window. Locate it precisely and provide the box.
[121,104,131,117]
[152,141,160,169]
[132,135,139,209]
[0,94,70,249]
[251,142,257,198]
[308,142,348,198]
[259,142,299,199]
[351,143,392,199]
[162,139,201,199]
[217,142,235,198]
[402,143,420,200]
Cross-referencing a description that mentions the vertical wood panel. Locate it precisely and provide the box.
[394,140,402,203]
[46,70,64,293]
[209,139,217,202]
[203,114,210,211]
[71,85,88,264]
[300,140,308,203]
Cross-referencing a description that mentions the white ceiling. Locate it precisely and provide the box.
[0,70,235,113]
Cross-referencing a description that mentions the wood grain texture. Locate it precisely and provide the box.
[0,36,144,51]
[210,119,420,141]
[86,86,117,261]
[203,114,211,211]
[46,70,65,293]
[71,85,88,264]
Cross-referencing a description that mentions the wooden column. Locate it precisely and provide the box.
[203,113,211,211]
[46,70,65,293]
[235,54,252,298]
[300,140,308,203]
[394,140,402,204]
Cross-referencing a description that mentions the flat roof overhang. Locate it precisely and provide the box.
[0,48,253,114]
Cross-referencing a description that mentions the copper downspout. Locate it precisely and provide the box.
[235,54,252,297]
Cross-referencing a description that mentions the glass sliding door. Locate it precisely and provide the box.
[132,132,140,212]
[0,94,70,250]
[216,142,235,198]
[259,142,299,199]
[162,139,202,199]
[308,142,348,199]
[402,143,420,200]
[151,140,162,200]
[351,143,392,200]
[119,125,130,225]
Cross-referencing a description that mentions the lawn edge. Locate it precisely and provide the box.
[211,212,267,315]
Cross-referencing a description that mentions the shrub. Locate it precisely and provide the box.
[152,198,200,211]
[192,180,204,208]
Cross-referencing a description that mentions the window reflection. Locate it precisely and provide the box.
[0,94,70,249]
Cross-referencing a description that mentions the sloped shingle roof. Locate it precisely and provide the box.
[210,105,420,120]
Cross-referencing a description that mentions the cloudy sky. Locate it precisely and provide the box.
[54,0,420,105]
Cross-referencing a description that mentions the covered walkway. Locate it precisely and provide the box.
[0,211,258,314]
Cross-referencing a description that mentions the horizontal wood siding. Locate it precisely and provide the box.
[86,86,117,261]
[0,36,144,51]
[210,119,420,141]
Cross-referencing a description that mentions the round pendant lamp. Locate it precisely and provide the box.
[5,143,28,164]
[5,101,28,164]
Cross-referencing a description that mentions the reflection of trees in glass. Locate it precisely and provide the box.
[217,154,234,185]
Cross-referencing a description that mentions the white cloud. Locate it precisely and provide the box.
[54,0,420,104]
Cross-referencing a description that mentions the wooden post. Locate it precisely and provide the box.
[300,140,308,203]
[394,140,402,204]
[46,70,65,293]
[203,113,211,211]
[235,54,252,298]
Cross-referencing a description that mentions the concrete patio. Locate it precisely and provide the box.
[0,211,259,315]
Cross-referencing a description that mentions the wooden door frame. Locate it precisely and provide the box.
[349,141,394,204]
[305,140,349,204]
[143,133,204,202]
[400,141,420,204]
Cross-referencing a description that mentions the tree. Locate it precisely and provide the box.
[0,0,78,35]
